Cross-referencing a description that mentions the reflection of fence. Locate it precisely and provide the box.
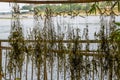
[0,39,104,55]
[0,41,2,80]
[0,39,116,80]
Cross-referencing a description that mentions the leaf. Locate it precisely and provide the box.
[115,22,120,26]
[88,3,97,14]
[110,28,120,41]
[111,1,118,10]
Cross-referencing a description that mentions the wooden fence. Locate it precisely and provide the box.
[0,0,116,4]
[0,39,102,80]
[0,39,117,80]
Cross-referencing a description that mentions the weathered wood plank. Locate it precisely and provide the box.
[0,0,117,4]
[0,45,105,57]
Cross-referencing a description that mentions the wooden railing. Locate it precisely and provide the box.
[0,39,110,80]
[0,39,103,56]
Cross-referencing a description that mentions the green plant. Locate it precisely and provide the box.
[7,4,27,80]
[109,26,120,79]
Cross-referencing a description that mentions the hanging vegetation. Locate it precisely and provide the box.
[2,1,120,80]
[7,3,26,80]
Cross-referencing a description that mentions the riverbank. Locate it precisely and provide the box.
[0,14,33,19]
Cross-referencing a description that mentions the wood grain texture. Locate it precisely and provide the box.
[0,0,117,4]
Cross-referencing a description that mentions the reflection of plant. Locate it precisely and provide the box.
[109,26,120,79]
[68,29,83,80]
[88,1,120,15]
[110,28,120,42]
[7,4,26,79]
[115,22,120,26]
[96,3,118,79]
[5,2,120,80]
[8,27,25,76]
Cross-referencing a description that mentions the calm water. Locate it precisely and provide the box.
[0,16,120,39]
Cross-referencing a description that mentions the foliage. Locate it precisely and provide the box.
[7,4,26,77]
[110,29,120,41]
[88,3,101,14]
[8,27,25,74]
[21,5,32,10]
[109,23,120,79]
[115,22,120,26]
[22,4,90,12]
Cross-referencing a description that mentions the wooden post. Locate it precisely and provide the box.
[0,41,2,80]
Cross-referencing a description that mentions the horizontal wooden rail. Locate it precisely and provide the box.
[1,45,106,57]
[0,39,117,57]
[0,39,104,57]
[0,0,117,4]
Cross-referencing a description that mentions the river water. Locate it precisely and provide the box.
[0,15,120,39]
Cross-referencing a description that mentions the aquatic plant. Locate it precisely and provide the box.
[7,3,26,80]
[2,1,120,80]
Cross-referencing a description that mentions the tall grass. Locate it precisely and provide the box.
[3,2,120,80]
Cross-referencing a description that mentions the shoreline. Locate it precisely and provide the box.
[0,14,33,19]
[0,13,120,19]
